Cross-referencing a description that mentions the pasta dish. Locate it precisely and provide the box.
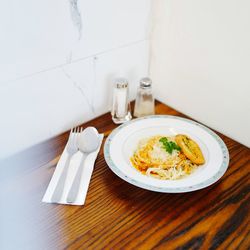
[130,134,205,180]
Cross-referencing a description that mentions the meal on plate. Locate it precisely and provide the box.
[130,134,205,180]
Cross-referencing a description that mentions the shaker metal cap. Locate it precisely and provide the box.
[115,77,128,89]
[140,77,152,88]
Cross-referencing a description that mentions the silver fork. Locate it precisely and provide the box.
[50,126,82,203]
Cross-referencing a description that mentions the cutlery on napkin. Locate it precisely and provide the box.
[50,127,81,203]
[42,128,103,205]
[66,127,100,203]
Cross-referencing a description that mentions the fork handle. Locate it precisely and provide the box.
[66,153,87,203]
[50,156,71,203]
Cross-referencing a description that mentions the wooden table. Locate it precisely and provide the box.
[1,101,250,250]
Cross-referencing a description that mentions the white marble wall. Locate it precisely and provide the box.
[0,0,151,159]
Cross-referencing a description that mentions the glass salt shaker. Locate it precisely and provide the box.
[134,77,155,117]
[111,78,132,124]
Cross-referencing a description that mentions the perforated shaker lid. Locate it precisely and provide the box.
[140,77,152,88]
[114,78,128,89]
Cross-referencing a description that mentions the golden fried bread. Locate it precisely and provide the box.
[175,134,205,165]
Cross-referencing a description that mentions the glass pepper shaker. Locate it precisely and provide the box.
[111,78,132,124]
[134,77,155,118]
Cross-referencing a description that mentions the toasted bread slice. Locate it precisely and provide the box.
[175,134,205,165]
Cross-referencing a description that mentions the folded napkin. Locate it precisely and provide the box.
[42,133,103,205]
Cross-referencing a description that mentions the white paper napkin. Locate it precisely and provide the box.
[42,133,103,205]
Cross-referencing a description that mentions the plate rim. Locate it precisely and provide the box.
[104,115,229,193]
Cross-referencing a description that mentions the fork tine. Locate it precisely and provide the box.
[68,128,73,141]
[74,127,80,147]
[74,126,78,138]
[71,127,77,142]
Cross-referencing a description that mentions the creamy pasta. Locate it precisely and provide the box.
[130,135,198,180]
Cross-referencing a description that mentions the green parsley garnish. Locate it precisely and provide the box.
[159,137,181,154]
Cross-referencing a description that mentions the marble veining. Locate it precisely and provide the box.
[69,0,82,39]
[61,66,95,113]
[66,51,73,64]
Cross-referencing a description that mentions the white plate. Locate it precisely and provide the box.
[104,115,229,193]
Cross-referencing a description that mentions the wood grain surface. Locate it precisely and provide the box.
[1,101,249,250]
